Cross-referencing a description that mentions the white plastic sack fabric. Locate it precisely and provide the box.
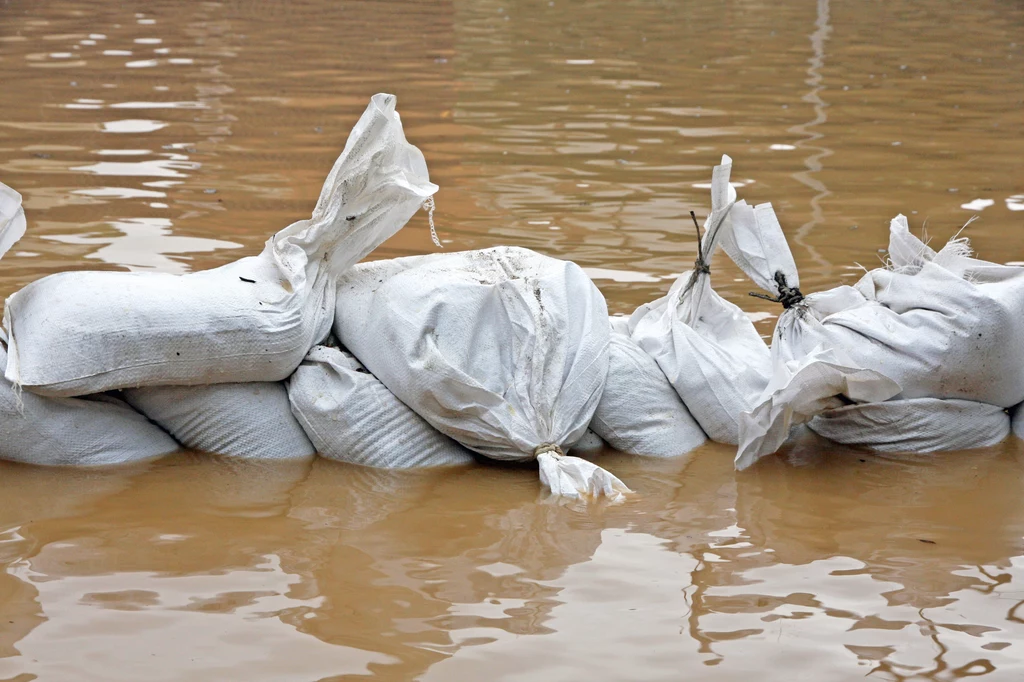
[735,346,900,470]
[335,246,627,501]
[627,155,772,444]
[123,382,316,459]
[590,330,706,457]
[737,215,1024,469]
[569,429,606,455]
[0,181,26,261]
[0,340,181,467]
[288,344,475,468]
[3,94,437,397]
[0,186,179,466]
[808,398,1010,453]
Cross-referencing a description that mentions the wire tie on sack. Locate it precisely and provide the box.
[748,271,805,309]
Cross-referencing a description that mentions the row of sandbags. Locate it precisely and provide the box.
[0,94,633,501]
[2,95,1023,500]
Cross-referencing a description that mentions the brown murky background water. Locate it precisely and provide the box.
[1,0,1023,680]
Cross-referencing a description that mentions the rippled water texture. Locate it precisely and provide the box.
[1,1,1023,680]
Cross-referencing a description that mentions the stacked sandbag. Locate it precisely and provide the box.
[589,330,706,458]
[0,186,180,466]
[626,155,773,444]
[288,344,475,468]
[570,429,607,455]
[334,246,628,501]
[808,399,1010,453]
[3,93,436,397]
[737,215,1024,468]
[123,382,315,459]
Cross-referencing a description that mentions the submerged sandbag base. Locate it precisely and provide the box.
[0,342,180,466]
[808,398,1010,453]
[288,345,475,468]
[124,382,316,460]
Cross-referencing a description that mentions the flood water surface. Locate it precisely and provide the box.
[1,0,1023,680]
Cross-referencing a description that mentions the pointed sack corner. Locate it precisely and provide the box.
[0,182,27,262]
[369,92,398,116]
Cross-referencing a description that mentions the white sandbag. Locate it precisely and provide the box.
[288,344,475,468]
[590,331,706,457]
[3,94,437,397]
[123,382,316,459]
[335,246,626,501]
[0,181,26,261]
[735,346,901,470]
[569,429,606,455]
[808,398,1010,453]
[737,215,1024,469]
[0,341,180,467]
[0,186,179,466]
[627,155,771,444]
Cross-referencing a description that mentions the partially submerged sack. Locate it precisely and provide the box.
[590,330,706,457]
[809,398,1010,453]
[737,215,1024,469]
[627,155,773,444]
[334,246,627,501]
[123,382,316,460]
[288,344,475,468]
[0,338,180,467]
[3,94,437,397]
[0,186,179,466]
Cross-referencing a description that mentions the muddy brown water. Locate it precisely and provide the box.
[0,0,1023,680]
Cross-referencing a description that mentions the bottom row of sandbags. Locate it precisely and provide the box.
[4,320,1021,472]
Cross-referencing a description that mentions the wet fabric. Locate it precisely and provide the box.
[334,246,626,500]
[124,382,316,460]
[738,216,1024,469]
[809,398,1010,453]
[288,345,475,468]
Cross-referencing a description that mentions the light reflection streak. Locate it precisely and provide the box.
[44,217,241,274]
[788,0,834,274]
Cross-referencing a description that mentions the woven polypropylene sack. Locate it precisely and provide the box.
[123,382,315,459]
[628,155,771,444]
[590,331,706,457]
[737,216,1024,469]
[288,345,474,468]
[0,341,180,466]
[0,186,179,466]
[570,429,606,455]
[334,247,627,501]
[3,94,437,397]
[809,398,1010,453]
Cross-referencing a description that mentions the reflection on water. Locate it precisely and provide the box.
[45,217,240,274]
[1,0,1024,679]
[788,0,833,275]
[1,450,1024,681]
